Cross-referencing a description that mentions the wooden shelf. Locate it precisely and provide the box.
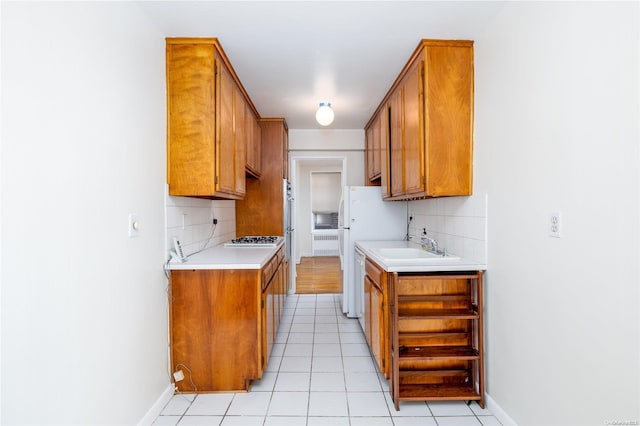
[397,383,481,401]
[397,308,478,319]
[398,345,479,361]
[398,295,470,303]
[398,332,470,346]
[398,369,471,384]
[390,270,485,410]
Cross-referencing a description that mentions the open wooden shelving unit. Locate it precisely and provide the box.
[389,271,484,410]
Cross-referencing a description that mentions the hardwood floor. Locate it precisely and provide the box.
[296,256,342,294]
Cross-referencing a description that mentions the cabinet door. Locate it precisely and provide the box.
[366,113,383,183]
[245,105,261,177]
[166,43,217,196]
[234,86,247,195]
[216,56,237,195]
[364,275,373,346]
[424,45,473,195]
[262,275,275,370]
[372,114,381,180]
[379,105,391,198]
[370,280,384,373]
[365,125,375,182]
[281,124,289,180]
[402,59,425,195]
[388,88,404,197]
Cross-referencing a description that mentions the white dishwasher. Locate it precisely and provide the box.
[354,246,366,332]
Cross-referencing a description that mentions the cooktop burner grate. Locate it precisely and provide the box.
[224,236,283,247]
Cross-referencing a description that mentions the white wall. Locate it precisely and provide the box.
[289,129,366,186]
[311,172,342,212]
[473,2,639,425]
[1,3,170,424]
[165,192,236,258]
[408,194,487,264]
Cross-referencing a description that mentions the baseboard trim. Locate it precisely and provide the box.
[138,383,174,426]
[486,392,518,426]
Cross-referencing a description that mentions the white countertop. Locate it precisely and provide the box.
[167,241,283,270]
[355,240,486,273]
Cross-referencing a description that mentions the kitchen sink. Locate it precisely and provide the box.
[374,247,460,262]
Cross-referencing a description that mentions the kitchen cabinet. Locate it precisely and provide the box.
[169,246,285,392]
[389,270,484,409]
[169,268,261,391]
[365,111,384,184]
[166,38,259,199]
[261,246,286,369]
[236,118,289,237]
[366,39,474,200]
[245,104,261,178]
[364,258,388,377]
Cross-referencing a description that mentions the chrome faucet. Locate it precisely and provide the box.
[421,235,439,252]
[420,229,447,256]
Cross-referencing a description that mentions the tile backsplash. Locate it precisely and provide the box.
[408,192,487,264]
[164,185,236,259]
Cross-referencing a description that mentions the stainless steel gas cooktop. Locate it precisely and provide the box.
[224,236,283,247]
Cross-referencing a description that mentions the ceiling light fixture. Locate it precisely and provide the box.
[315,102,334,126]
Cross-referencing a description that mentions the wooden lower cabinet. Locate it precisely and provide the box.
[261,248,286,370]
[169,247,285,392]
[389,270,484,409]
[364,259,389,378]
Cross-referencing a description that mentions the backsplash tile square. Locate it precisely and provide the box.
[408,193,487,264]
[164,185,236,258]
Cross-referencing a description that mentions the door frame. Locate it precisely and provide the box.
[289,155,347,294]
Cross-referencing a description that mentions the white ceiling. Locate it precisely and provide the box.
[138,1,505,129]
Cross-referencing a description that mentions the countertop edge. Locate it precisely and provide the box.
[167,241,283,270]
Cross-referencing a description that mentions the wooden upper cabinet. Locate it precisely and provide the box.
[245,104,261,178]
[401,59,424,196]
[365,112,383,183]
[365,126,375,182]
[216,57,243,196]
[389,87,404,198]
[236,118,288,237]
[368,39,474,200]
[166,38,259,199]
[424,43,473,196]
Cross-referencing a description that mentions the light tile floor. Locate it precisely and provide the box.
[154,294,501,426]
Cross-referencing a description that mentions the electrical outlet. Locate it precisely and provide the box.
[549,212,561,238]
[173,370,185,382]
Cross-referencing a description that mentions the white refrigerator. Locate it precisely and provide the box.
[338,186,407,318]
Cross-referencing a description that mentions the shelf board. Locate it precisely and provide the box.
[398,369,472,385]
[398,295,470,303]
[398,345,479,360]
[397,383,481,401]
[397,308,478,319]
[399,332,469,338]
[398,332,470,346]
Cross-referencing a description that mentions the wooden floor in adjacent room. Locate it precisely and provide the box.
[296,256,342,294]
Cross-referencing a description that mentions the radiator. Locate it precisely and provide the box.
[312,233,339,256]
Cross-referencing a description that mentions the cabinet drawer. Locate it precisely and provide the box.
[261,247,284,290]
[365,259,384,289]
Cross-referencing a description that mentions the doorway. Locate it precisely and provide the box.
[289,156,346,295]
